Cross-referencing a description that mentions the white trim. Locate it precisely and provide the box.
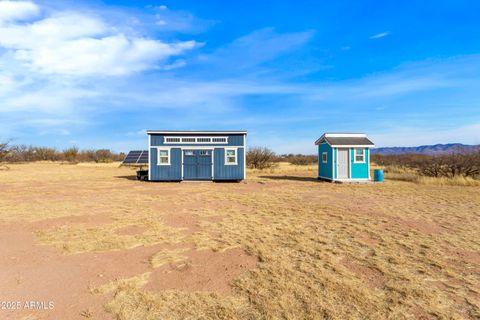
[157,148,170,166]
[349,148,352,179]
[148,135,152,181]
[148,130,247,135]
[332,148,335,179]
[224,147,238,165]
[163,136,229,144]
[353,148,366,163]
[322,152,328,163]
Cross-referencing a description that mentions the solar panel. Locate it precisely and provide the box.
[122,150,149,165]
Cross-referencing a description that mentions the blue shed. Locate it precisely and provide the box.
[315,133,374,182]
[147,130,247,181]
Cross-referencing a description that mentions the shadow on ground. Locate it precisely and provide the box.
[115,175,138,181]
[258,175,320,182]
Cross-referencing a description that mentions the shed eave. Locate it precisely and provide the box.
[147,130,247,135]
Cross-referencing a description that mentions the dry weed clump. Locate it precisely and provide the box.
[92,273,261,320]
[149,248,189,268]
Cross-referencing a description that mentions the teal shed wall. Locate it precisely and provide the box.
[350,148,369,179]
[318,143,333,179]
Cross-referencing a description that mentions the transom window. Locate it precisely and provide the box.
[158,149,170,165]
[225,148,237,165]
[163,136,229,144]
[165,137,181,143]
[199,150,210,156]
[322,152,328,163]
[354,148,365,163]
[184,150,194,156]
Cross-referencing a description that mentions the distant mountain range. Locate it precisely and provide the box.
[372,143,479,155]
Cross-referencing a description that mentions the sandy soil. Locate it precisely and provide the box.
[0,162,479,319]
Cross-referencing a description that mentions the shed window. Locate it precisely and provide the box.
[354,148,365,163]
[322,152,328,163]
[165,137,180,143]
[181,137,196,143]
[158,149,170,165]
[199,150,210,156]
[197,137,211,143]
[225,149,237,165]
[212,137,227,143]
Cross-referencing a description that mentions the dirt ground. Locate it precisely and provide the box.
[0,162,479,319]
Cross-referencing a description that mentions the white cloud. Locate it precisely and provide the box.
[0,3,198,76]
[201,28,314,71]
[0,0,39,22]
[370,31,390,39]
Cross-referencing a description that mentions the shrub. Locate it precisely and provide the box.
[95,149,114,163]
[372,149,480,179]
[246,147,277,169]
[63,147,79,163]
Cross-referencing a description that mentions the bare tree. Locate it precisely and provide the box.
[63,147,79,163]
[246,147,277,169]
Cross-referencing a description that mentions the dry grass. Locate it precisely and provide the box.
[36,217,186,254]
[379,165,480,186]
[1,162,479,319]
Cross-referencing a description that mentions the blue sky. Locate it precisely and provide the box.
[0,0,479,153]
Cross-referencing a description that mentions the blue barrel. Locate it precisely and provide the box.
[374,169,384,182]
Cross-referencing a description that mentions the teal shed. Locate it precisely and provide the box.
[315,133,375,182]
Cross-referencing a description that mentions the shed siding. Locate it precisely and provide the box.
[318,143,333,179]
[150,147,182,180]
[214,148,244,180]
[151,134,244,147]
[350,148,369,179]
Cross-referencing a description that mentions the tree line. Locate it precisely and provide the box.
[0,141,125,164]
[2,141,478,179]
[371,151,480,178]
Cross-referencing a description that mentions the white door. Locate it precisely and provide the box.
[337,148,349,179]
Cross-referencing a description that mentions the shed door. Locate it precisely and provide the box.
[183,150,212,180]
[337,148,349,179]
